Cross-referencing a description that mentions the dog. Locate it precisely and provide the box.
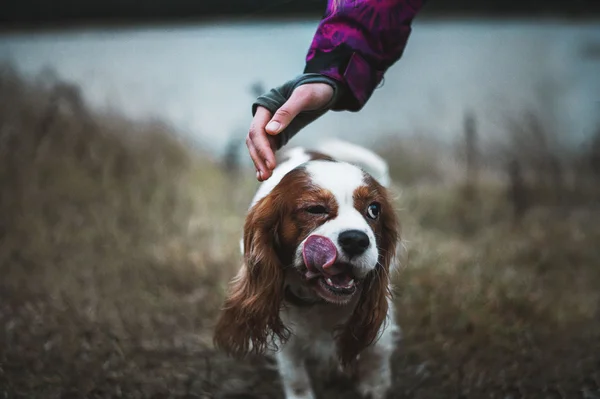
[214,139,401,399]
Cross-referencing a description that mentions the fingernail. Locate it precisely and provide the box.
[257,170,262,180]
[266,121,280,133]
[265,160,272,169]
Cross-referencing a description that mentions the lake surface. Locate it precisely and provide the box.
[1,19,599,157]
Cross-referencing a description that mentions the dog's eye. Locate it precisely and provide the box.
[305,205,328,215]
[366,202,381,220]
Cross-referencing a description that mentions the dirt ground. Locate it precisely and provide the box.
[1,67,599,399]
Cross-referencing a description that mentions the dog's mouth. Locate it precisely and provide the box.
[320,271,357,291]
[302,235,360,304]
[303,265,359,304]
[317,268,358,301]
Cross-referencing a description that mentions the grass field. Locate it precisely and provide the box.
[0,66,599,398]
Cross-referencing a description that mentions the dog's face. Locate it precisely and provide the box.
[273,160,395,305]
[213,159,399,364]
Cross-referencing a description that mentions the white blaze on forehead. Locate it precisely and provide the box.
[304,160,366,205]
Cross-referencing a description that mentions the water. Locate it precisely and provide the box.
[1,19,599,158]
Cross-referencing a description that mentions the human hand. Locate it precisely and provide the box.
[246,82,334,182]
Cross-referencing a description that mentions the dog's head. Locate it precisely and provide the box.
[213,159,399,366]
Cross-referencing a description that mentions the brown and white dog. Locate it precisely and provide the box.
[213,139,400,399]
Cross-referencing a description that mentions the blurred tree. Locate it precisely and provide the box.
[457,111,480,236]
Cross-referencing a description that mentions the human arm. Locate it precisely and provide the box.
[248,0,426,181]
[304,0,426,111]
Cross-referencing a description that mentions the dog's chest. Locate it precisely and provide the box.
[280,306,346,359]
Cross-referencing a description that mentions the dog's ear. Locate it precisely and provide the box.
[213,191,289,357]
[336,187,400,368]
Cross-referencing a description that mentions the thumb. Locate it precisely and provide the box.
[265,91,311,136]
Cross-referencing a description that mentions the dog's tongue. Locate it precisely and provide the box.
[302,235,337,275]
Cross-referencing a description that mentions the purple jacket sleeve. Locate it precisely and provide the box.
[304,0,425,111]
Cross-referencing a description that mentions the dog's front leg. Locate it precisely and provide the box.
[276,339,315,399]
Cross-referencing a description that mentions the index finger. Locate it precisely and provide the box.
[250,107,277,170]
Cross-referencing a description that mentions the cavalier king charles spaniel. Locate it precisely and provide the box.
[214,140,400,399]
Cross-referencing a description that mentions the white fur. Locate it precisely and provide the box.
[244,141,399,399]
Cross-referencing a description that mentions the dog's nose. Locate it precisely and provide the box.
[338,230,370,257]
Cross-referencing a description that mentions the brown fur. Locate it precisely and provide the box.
[213,167,332,357]
[212,187,289,357]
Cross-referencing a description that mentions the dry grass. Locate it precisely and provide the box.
[0,66,599,398]
[0,65,255,398]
